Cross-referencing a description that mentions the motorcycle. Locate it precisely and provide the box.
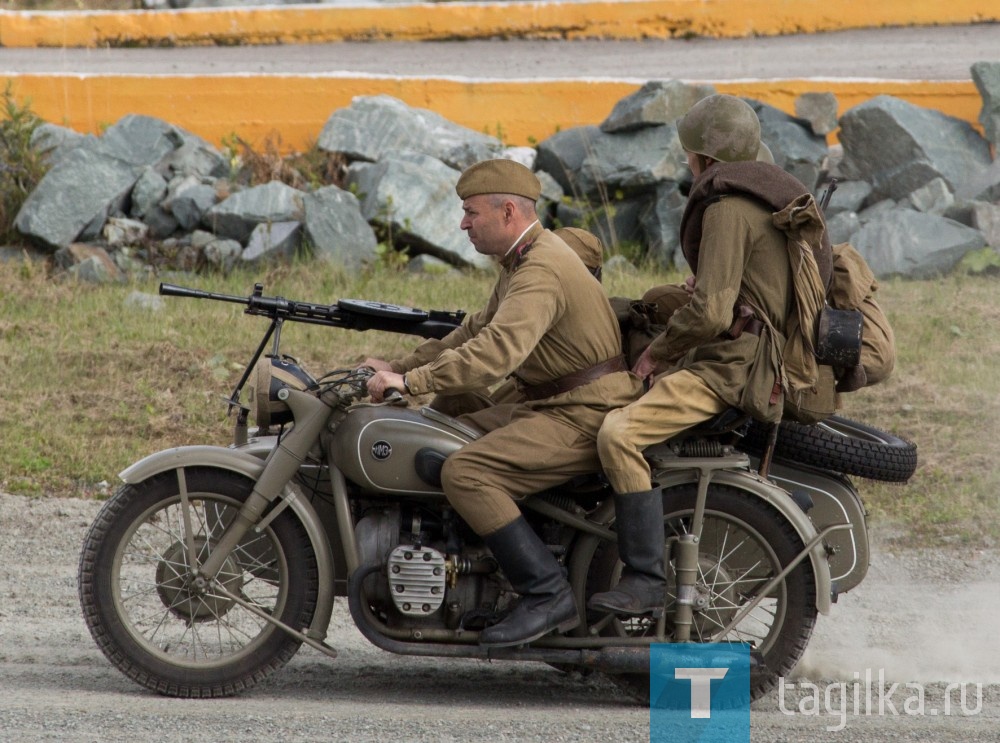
[78,282,916,702]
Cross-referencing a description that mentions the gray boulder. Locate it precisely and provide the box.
[600,80,715,133]
[14,146,141,250]
[102,217,149,248]
[130,167,168,220]
[576,124,686,198]
[971,201,1000,248]
[156,134,229,179]
[839,95,992,202]
[191,230,243,273]
[15,114,221,250]
[586,196,647,253]
[747,99,829,191]
[826,211,861,245]
[242,221,302,263]
[348,153,487,269]
[906,177,954,215]
[794,92,839,136]
[54,243,123,283]
[97,114,187,167]
[972,61,1000,148]
[166,179,219,231]
[302,185,378,273]
[853,207,987,278]
[30,123,85,163]
[640,182,687,269]
[823,180,872,217]
[535,126,602,195]
[203,181,305,243]
[318,95,502,171]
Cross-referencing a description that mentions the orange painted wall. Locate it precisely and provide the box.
[0,74,982,153]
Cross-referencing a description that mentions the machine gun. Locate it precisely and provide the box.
[160,282,464,338]
[159,282,465,415]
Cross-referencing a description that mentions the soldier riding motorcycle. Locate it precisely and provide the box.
[77,282,916,703]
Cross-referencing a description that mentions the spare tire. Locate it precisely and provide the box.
[738,416,917,482]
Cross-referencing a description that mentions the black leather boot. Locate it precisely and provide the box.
[587,487,667,616]
[478,517,580,647]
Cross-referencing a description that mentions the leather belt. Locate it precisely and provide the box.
[725,305,763,339]
[519,355,628,401]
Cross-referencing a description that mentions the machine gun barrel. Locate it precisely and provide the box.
[158,282,463,340]
[159,282,249,305]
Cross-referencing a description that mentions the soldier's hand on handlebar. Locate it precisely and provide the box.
[367,370,407,403]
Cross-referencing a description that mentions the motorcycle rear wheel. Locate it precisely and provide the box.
[78,467,319,697]
[586,483,817,703]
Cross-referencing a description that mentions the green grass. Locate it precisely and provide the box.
[1,257,998,545]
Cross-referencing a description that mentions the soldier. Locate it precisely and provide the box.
[365,159,642,647]
[365,226,606,419]
[588,94,831,617]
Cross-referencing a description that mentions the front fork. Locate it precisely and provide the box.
[194,388,334,581]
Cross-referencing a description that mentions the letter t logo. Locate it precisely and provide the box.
[675,667,729,718]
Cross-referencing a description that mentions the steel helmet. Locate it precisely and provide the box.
[677,94,761,163]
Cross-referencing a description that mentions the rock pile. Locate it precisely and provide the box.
[10,63,1000,282]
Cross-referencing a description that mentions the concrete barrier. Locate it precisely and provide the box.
[0,73,981,152]
[1,1,998,47]
[0,3,994,153]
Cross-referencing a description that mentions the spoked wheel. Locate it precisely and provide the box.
[586,483,817,702]
[78,467,319,697]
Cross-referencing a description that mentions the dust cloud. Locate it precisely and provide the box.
[793,546,1000,684]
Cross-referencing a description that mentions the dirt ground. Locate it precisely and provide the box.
[1,490,997,742]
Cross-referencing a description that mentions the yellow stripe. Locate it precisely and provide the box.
[1,1,998,48]
[0,74,981,152]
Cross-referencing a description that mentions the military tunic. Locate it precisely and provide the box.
[393,222,642,535]
[598,194,793,494]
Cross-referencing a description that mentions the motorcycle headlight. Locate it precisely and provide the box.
[246,355,317,429]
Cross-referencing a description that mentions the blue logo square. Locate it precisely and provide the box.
[650,643,751,743]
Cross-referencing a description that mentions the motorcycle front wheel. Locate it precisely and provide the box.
[586,483,817,703]
[78,467,319,697]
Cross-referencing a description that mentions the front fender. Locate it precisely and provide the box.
[118,445,336,643]
[119,445,267,484]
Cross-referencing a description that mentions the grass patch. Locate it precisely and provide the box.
[1,258,997,545]
[0,84,48,245]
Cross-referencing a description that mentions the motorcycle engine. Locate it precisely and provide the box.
[355,506,500,629]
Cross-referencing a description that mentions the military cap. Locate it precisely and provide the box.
[553,227,604,271]
[456,159,541,201]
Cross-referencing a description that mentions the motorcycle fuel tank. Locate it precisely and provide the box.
[331,405,478,494]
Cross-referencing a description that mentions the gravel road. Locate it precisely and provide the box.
[1,490,997,742]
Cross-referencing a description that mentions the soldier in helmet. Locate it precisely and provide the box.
[364,159,642,647]
[588,94,832,617]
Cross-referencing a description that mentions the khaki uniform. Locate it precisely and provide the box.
[599,194,793,493]
[395,223,642,535]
